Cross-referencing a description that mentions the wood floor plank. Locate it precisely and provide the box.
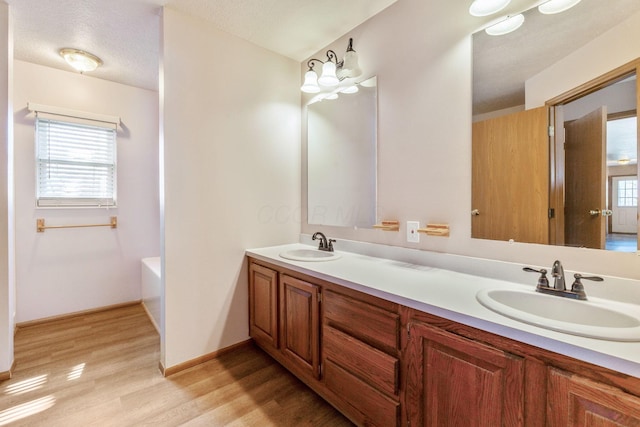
[1,304,353,426]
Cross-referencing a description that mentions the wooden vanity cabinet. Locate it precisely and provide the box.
[248,261,321,382]
[322,289,401,427]
[248,258,640,427]
[547,368,640,426]
[248,262,278,350]
[404,320,525,426]
[279,274,320,379]
[248,259,402,426]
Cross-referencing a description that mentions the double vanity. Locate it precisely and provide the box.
[246,239,640,426]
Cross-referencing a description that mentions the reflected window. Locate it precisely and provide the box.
[617,179,637,207]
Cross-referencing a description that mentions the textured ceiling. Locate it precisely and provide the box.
[7,0,397,91]
[472,0,640,116]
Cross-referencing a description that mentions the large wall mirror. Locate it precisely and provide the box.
[472,0,640,252]
[307,76,377,228]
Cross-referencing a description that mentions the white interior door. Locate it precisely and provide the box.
[611,176,638,233]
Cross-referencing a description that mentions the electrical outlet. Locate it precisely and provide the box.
[407,221,420,243]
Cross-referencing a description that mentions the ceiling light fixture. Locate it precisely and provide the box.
[538,0,582,15]
[618,157,631,165]
[59,48,103,73]
[301,38,362,93]
[485,14,525,36]
[469,0,511,17]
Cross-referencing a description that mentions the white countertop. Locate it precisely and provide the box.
[246,242,640,378]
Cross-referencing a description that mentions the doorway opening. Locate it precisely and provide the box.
[548,60,639,252]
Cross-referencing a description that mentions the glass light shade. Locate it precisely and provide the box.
[538,0,582,14]
[469,0,511,17]
[318,61,339,87]
[325,93,339,100]
[339,50,362,79]
[340,85,359,94]
[617,157,631,165]
[301,70,321,93]
[59,48,102,73]
[485,14,524,36]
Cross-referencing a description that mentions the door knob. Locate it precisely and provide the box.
[589,209,613,217]
[471,209,480,216]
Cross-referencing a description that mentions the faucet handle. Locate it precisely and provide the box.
[570,273,604,300]
[327,239,336,252]
[523,267,549,288]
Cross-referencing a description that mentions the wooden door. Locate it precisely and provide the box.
[280,275,320,379]
[564,107,607,249]
[405,322,525,426]
[547,368,640,426]
[248,262,278,350]
[472,106,549,244]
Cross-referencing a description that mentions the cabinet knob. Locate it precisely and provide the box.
[471,209,480,216]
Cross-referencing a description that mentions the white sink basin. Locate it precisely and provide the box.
[279,249,341,262]
[476,289,640,341]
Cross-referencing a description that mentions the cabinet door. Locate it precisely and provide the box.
[547,368,640,426]
[280,275,320,379]
[405,322,524,427]
[248,263,278,349]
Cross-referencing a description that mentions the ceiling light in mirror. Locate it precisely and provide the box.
[618,157,631,165]
[469,0,511,17]
[538,0,582,15]
[340,85,359,94]
[485,14,524,35]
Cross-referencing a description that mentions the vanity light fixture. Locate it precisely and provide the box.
[469,0,511,17]
[340,85,359,94]
[485,14,524,36]
[301,38,362,93]
[59,48,103,73]
[538,0,582,15]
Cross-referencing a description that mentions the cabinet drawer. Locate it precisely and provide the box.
[323,325,399,397]
[323,290,400,353]
[324,359,400,427]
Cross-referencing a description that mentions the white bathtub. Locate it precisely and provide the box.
[141,256,161,333]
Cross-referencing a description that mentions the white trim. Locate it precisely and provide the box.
[27,102,120,126]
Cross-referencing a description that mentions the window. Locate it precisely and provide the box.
[617,178,637,208]
[36,117,117,207]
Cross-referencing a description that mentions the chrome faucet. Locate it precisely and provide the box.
[523,260,603,300]
[551,260,566,290]
[312,232,335,252]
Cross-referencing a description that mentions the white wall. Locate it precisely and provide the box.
[13,60,160,322]
[300,0,640,280]
[526,10,640,109]
[161,7,300,369]
[562,79,636,122]
[0,2,14,375]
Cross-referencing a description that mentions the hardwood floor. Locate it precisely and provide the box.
[1,304,353,426]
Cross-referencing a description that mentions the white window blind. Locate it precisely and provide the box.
[36,117,117,207]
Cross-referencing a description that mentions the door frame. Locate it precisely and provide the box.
[546,57,640,248]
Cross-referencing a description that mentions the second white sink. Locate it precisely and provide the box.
[476,288,640,341]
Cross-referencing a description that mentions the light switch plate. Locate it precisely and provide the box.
[407,221,420,243]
